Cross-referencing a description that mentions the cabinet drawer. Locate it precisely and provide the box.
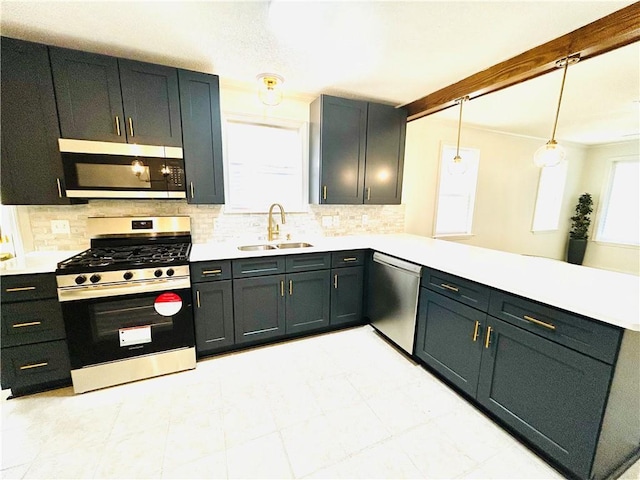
[2,273,58,302]
[191,260,231,282]
[489,290,622,364]
[1,340,71,392]
[331,250,366,268]
[422,268,490,312]
[1,299,66,347]
[285,253,331,272]
[232,257,286,278]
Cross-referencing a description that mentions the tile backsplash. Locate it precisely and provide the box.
[19,201,405,251]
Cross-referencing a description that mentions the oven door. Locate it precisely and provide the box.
[62,288,194,369]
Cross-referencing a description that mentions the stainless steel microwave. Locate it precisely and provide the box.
[59,139,186,199]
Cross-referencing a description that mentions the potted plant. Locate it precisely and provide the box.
[567,193,593,265]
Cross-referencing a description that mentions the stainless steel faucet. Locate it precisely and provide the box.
[267,203,286,241]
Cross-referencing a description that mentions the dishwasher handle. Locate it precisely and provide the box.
[372,252,422,277]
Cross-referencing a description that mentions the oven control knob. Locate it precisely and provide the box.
[154,269,163,278]
[166,268,175,277]
[123,271,133,281]
[75,275,87,285]
[90,274,101,284]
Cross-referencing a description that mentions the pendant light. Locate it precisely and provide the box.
[257,73,284,106]
[449,95,469,175]
[534,54,580,167]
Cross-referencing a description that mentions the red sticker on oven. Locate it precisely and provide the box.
[154,292,183,316]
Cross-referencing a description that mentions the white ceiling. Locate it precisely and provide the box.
[1,1,638,145]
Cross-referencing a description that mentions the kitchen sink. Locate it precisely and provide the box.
[237,244,278,251]
[237,242,313,251]
[275,242,314,249]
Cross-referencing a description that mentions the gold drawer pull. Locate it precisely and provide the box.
[472,321,480,342]
[280,280,284,297]
[343,257,357,262]
[20,362,48,370]
[6,286,37,293]
[13,321,42,328]
[485,326,493,349]
[334,274,338,289]
[202,269,222,275]
[196,290,201,308]
[441,283,459,292]
[524,315,556,331]
[289,280,293,296]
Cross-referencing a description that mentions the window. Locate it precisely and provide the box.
[531,160,568,232]
[223,115,307,212]
[595,159,640,246]
[434,145,480,237]
[0,205,23,259]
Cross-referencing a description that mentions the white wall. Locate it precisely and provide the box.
[580,140,639,274]
[403,115,587,260]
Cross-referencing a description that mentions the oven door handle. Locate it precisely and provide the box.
[57,277,191,302]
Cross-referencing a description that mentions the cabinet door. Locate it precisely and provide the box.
[330,266,364,326]
[233,275,286,344]
[285,270,331,334]
[1,38,68,205]
[317,95,367,204]
[119,59,182,147]
[415,289,485,397]
[477,317,612,479]
[364,103,406,205]
[178,70,225,204]
[193,280,234,356]
[49,47,125,143]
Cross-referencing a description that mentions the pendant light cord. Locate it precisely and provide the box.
[455,96,467,157]
[550,55,579,141]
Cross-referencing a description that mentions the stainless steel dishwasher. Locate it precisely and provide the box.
[368,252,422,354]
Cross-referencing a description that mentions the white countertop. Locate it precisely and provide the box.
[192,234,640,331]
[0,250,81,276]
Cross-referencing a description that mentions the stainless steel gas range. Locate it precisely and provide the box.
[56,216,196,394]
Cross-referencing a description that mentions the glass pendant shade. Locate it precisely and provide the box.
[257,74,284,106]
[448,155,468,175]
[533,139,565,168]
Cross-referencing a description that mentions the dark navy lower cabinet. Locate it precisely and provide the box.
[233,275,286,344]
[477,317,613,480]
[330,266,364,326]
[192,280,234,356]
[285,270,331,334]
[415,289,485,397]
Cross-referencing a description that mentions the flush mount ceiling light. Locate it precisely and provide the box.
[534,54,581,168]
[449,95,470,175]
[257,73,284,106]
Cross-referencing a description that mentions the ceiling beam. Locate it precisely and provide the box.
[403,3,640,121]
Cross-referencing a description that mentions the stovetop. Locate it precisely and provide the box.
[57,242,191,274]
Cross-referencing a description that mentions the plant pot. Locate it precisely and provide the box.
[567,238,588,265]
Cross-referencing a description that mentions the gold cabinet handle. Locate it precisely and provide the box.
[115,116,121,136]
[280,280,284,297]
[289,280,293,296]
[524,315,556,331]
[190,182,195,199]
[366,187,371,201]
[334,274,338,289]
[13,321,42,328]
[128,117,134,137]
[472,321,480,342]
[322,185,327,200]
[485,326,493,349]
[196,290,201,308]
[343,257,357,262]
[20,362,48,370]
[56,178,63,198]
[6,286,36,293]
[441,283,459,292]
[202,269,222,275]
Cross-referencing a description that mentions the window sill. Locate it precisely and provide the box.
[433,234,475,241]
[591,239,640,249]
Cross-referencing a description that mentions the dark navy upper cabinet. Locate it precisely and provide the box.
[178,70,225,204]
[364,103,407,205]
[1,37,69,205]
[50,48,182,146]
[477,317,613,480]
[309,94,406,205]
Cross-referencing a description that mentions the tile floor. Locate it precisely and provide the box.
[1,325,639,479]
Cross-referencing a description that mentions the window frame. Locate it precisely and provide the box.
[433,144,481,239]
[221,112,309,214]
[594,156,640,247]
